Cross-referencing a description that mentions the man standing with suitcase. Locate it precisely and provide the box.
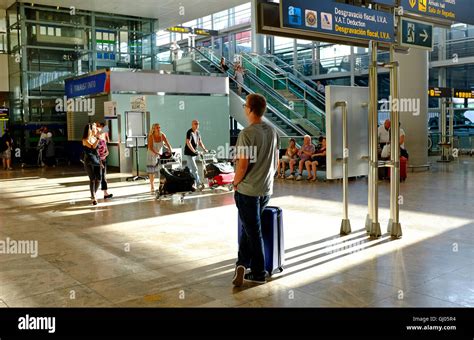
[232,94,279,286]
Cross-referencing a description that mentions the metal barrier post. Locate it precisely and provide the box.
[449,99,454,158]
[387,46,402,238]
[369,41,381,238]
[438,99,449,162]
[336,101,351,235]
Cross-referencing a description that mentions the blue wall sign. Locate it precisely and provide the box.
[281,0,394,44]
[401,0,474,26]
[65,71,110,98]
[370,0,396,6]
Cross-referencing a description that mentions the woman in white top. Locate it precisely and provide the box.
[147,123,173,194]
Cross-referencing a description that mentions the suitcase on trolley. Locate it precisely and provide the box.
[205,162,234,179]
[238,206,284,276]
[159,167,195,194]
[210,173,235,186]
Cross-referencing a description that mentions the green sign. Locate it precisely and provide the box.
[400,18,433,50]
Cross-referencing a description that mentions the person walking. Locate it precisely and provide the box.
[316,80,325,95]
[37,126,49,167]
[96,122,113,200]
[44,130,56,167]
[184,120,208,190]
[220,57,229,73]
[232,93,279,286]
[147,123,173,194]
[234,65,245,95]
[82,123,101,205]
[0,127,13,170]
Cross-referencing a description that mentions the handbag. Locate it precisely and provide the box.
[84,148,100,166]
[400,148,409,159]
[381,144,391,159]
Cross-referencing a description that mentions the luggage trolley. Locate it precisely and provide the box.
[199,150,235,191]
[155,150,194,203]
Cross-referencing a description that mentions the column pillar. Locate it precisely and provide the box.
[251,0,264,54]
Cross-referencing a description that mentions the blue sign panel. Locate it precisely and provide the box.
[281,0,394,44]
[370,0,396,6]
[401,0,474,25]
[65,71,109,98]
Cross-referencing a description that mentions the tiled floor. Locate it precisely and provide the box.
[0,157,472,307]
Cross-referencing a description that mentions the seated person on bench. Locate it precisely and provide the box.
[276,138,298,179]
[287,135,315,181]
[305,136,326,182]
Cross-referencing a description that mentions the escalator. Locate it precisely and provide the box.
[184,48,323,138]
[239,52,326,118]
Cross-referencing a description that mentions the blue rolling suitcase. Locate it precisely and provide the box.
[238,206,284,276]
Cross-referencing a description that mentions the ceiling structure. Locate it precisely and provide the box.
[0,0,249,29]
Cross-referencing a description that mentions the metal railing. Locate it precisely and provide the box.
[242,52,324,103]
[259,53,326,106]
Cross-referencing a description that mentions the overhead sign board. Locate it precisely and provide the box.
[429,87,453,98]
[0,107,9,119]
[166,26,192,34]
[370,0,396,6]
[400,0,474,26]
[400,18,433,50]
[193,28,218,37]
[454,89,474,99]
[65,70,110,98]
[281,0,394,44]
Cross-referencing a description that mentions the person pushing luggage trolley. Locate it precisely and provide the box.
[184,120,208,191]
[232,93,281,287]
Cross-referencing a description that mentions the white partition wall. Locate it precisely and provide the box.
[112,94,230,173]
[326,86,369,180]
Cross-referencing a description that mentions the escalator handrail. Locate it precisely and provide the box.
[239,53,290,82]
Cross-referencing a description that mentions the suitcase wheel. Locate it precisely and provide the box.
[228,184,234,191]
[278,267,283,273]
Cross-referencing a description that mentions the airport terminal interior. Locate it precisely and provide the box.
[0,0,473,308]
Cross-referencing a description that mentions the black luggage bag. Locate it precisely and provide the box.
[159,167,195,194]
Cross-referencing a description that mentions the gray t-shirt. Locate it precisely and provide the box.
[235,122,279,197]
